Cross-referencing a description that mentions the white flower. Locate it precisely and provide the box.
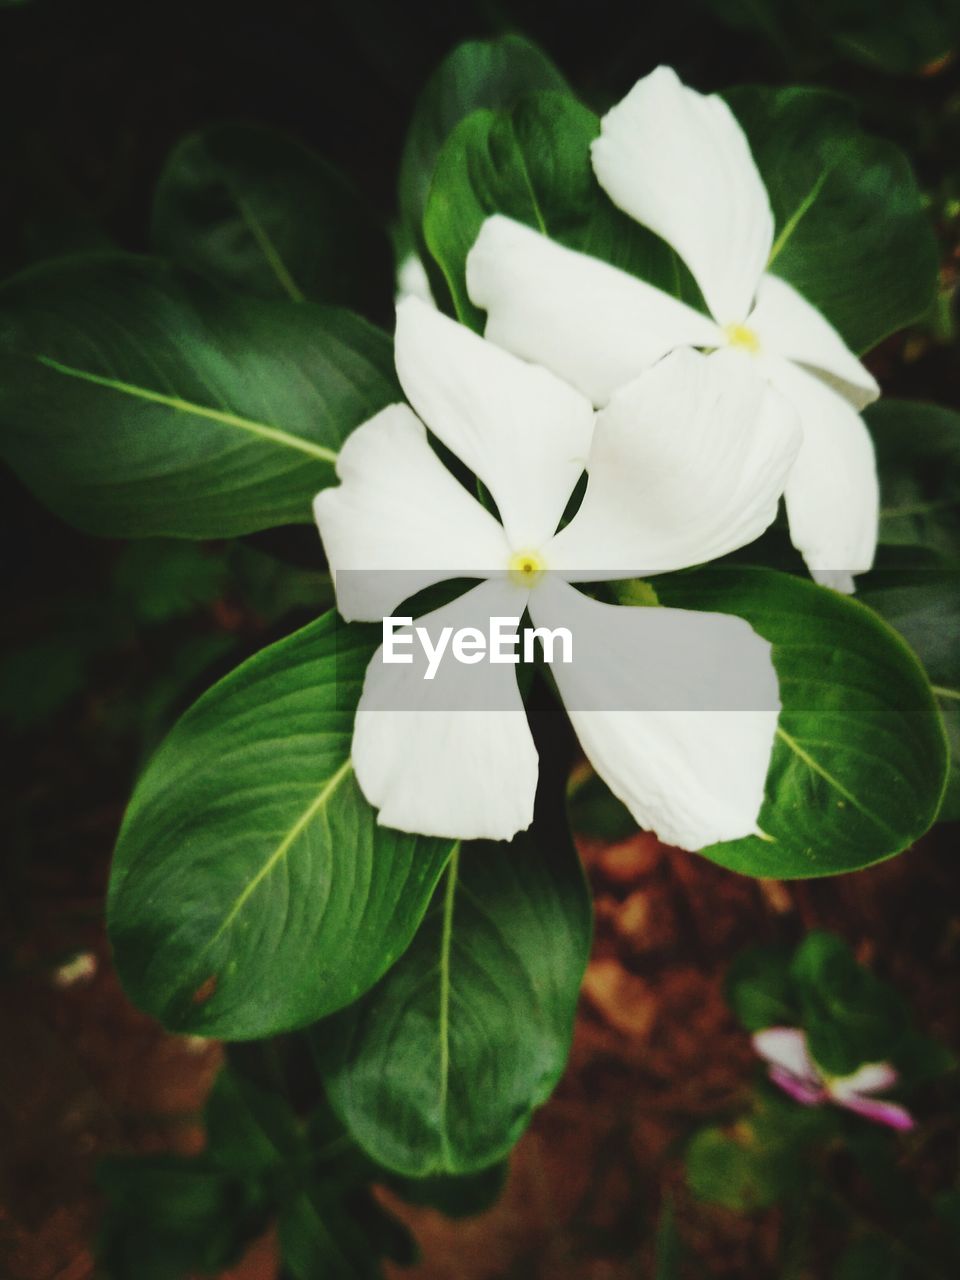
[314,298,800,850]
[395,252,436,307]
[753,1027,915,1131]
[467,67,881,595]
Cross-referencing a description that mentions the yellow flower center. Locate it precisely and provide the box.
[724,322,761,354]
[508,548,546,585]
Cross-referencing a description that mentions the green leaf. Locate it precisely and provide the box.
[278,1186,412,1280]
[654,1196,683,1280]
[386,1162,507,1218]
[0,255,398,538]
[96,1155,269,1280]
[98,1061,414,1280]
[424,90,678,330]
[704,0,959,75]
[107,610,455,1038]
[652,567,948,876]
[859,558,960,820]
[868,399,960,556]
[567,766,638,841]
[790,931,956,1082]
[152,123,393,318]
[726,944,800,1032]
[398,36,570,263]
[315,825,592,1175]
[685,1095,827,1211]
[791,932,907,1075]
[829,0,960,74]
[204,1066,305,1180]
[726,86,937,354]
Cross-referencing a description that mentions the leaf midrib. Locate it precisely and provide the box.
[204,756,354,955]
[765,133,857,268]
[509,117,549,236]
[234,192,306,303]
[36,355,338,463]
[776,725,902,840]
[437,844,460,1168]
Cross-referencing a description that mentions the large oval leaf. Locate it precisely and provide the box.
[867,398,960,556]
[108,611,455,1039]
[314,824,591,1175]
[726,86,937,355]
[399,35,569,258]
[860,559,960,822]
[424,91,679,330]
[654,567,947,876]
[0,255,398,538]
[151,123,393,319]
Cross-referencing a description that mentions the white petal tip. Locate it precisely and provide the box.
[811,569,858,595]
[373,802,530,844]
[395,254,437,308]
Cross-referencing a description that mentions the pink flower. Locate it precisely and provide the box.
[752,1027,915,1131]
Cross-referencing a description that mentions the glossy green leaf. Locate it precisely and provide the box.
[278,1188,413,1280]
[860,559,960,820]
[152,123,393,318]
[424,91,677,330]
[868,398,960,556]
[726,86,937,354]
[315,826,592,1176]
[0,255,397,538]
[108,610,455,1039]
[652,567,948,876]
[398,35,570,262]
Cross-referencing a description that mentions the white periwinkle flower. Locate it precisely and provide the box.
[314,298,801,850]
[467,66,881,595]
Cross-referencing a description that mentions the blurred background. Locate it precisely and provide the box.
[2,1,959,1276]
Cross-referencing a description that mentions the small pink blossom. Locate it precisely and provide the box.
[752,1027,914,1131]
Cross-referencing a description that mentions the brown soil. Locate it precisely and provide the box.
[1,812,956,1280]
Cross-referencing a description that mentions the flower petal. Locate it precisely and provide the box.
[394,296,595,548]
[830,1062,899,1099]
[352,579,539,841]
[769,1065,828,1107]
[592,66,773,325]
[396,253,437,307]
[314,404,509,622]
[752,1027,819,1081]
[773,360,880,590]
[836,1093,915,1131]
[547,348,800,579]
[466,215,721,406]
[529,578,779,850]
[749,273,879,410]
